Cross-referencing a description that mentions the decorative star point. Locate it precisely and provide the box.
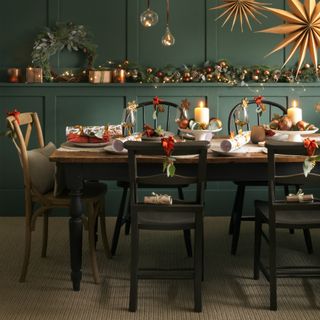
[209,0,271,32]
[260,0,320,75]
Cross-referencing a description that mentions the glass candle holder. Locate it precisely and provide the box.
[26,67,43,83]
[112,68,126,83]
[7,68,21,83]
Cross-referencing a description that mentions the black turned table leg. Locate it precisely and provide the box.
[69,188,83,291]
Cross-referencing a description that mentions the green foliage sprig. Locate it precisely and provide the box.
[31,22,97,81]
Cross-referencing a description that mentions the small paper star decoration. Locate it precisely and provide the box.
[209,0,271,32]
[259,0,320,75]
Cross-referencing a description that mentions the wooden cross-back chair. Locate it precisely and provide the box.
[227,99,312,255]
[125,141,208,312]
[6,112,110,284]
[254,140,320,310]
[112,100,192,256]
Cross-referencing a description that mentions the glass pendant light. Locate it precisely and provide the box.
[162,0,175,46]
[140,0,159,27]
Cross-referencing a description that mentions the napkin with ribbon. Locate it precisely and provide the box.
[220,131,251,152]
[144,192,173,205]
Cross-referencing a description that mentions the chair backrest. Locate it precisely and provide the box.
[124,141,208,208]
[125,100,179,134]
[228,100,287,135]
[266,140,320,213]
[6,112,44,193]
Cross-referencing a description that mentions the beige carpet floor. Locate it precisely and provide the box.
[0,217,320,320]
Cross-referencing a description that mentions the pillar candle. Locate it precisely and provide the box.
[194,101,210,126]
[287,100,302,125]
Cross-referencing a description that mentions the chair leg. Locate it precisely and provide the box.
[254,212,262,280]
[41,212,49,258]
[20,220,32,282]
[178,186,193,256]
[269,225,277,311]
[87,202,100,284]
[125,190,132,235]
[303,229,313,254]
[231,184,245,255]
[183,230,193,257]
[111,186,128,255]
[99,198,111,259]
[194,215,203,312]
[129,214,139,312]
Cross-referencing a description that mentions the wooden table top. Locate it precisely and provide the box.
[50,142,307,165]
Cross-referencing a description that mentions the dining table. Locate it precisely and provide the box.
[50,138,311,291]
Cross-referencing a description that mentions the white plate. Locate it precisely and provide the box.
[104,145,127,154]
[179,128,222,141]
[269,128,318,142]
[210,142,266,156]
[173,154,198,159]
[71,141,111,148]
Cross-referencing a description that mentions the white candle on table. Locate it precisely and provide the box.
[194,101,210,125]
[287,100,302,125]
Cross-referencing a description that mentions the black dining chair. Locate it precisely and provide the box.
[254,140,320,310]
[227,99,312,255]
[125,140,208,312]
[111,100,191,256]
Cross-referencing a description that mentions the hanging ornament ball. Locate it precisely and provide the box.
[123,60,129,66]
[264,70,270,76]
[206,66,213,73]
[255,69,260,75]
[146,67,153,74]
[220,61,227,68]
[304,63,311,69]
[157,71,164,78]
[178,118,189,129]
[163,76,170,83]
[252,75,259,81]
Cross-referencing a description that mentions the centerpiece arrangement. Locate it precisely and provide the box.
[176,100,222,141]
[266,100,318,142]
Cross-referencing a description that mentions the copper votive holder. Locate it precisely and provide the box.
[113,68,126,83]
[7,68,21,83]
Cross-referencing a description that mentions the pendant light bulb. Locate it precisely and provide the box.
[162,0,175,47]
[140,0,159,27]
[162,26,175,46]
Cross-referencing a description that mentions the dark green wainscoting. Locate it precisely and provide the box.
[1,82,320,216]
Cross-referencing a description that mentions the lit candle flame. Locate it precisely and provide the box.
[292,100,297,108]
[199,101,204,108]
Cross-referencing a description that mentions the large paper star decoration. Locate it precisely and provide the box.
[209,0,271,32]
[259,0,320,75]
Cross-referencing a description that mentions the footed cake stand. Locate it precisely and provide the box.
[271,128,318,142]
[179,128,222,141]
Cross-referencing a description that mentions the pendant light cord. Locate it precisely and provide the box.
[166,0,170,26]
[147,0,150,9]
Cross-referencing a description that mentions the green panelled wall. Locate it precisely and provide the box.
[1,1,320,217]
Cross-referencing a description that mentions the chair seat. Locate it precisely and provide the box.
[36,181,107,206]
[255,200,320,227]
[138,211,195,229]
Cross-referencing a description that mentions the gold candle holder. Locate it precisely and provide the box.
[88,70,112,84]
[113,68,126,83]
[7,68,21,83]
[26,67,43,83]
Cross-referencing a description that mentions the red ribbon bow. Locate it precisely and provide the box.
[304,138,318,156]
[161,136,175,157]
[254,96,263,105]
[153,96,162,106]
[7,109,20,124]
